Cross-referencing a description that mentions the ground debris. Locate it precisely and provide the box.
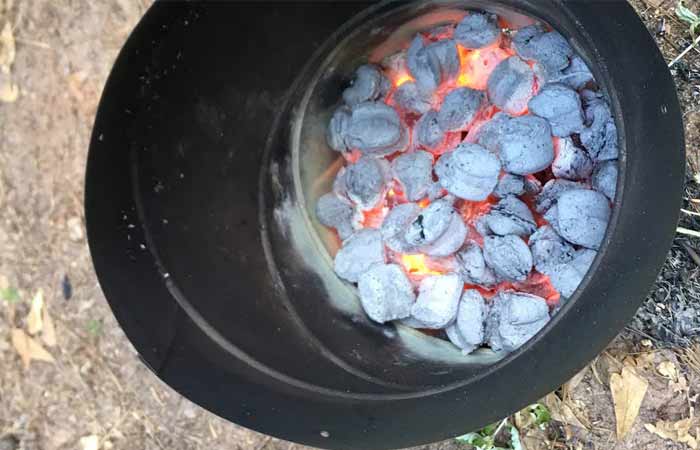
[610,364,648,439]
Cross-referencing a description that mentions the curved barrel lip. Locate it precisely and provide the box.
[86,1,684,448]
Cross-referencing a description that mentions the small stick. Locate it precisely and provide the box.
[668,34,700,68]
[682,208,700,217]
[682,241,700,266]
[677,226,700,238]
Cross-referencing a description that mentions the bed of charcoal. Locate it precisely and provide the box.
[316,11,619,355]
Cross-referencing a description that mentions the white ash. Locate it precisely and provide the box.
[483,195,537,237]
[580,96,619,162]
[551,189,611,250]
[592,160,618,201]
[474,112,511,152]
[404,199,456,247]
[490,115,555,175]
[456,241,499,286]
[393,81,432,115]
[326,106,352,152]
[483,235,533,282]
[437,87,485,132]
[342,65,391,106]
[427,181,447,200]
[345,102,408,156]
[414,109,444,150]
[435,142,501,201]
[512,26,573,80]
[547,249,596,299]
[392,151,434,201]
[410,273,463,328]
[487,56,535,115]
[535,178,587,214]
[446,290,488,353]
[528,83,584,137]
[343,156,391,210]
[425,39,460,83]
[315,193,357,240]
[407,36,459,95]
[474,215,491,238]
[357,263,415,323]
[529,224,575,274]
[551,136,593,180]
[551,55,594,90]
[494,173,525,198]
[380,202,421,253]
[334,229,386,282]
[486,291,550,353]
[454,12,500,49]
[419,213,467,257]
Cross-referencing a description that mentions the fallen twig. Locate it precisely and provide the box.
[668,33,700,67]
[682,208,700,217]
[681,241,700,266]
[677,226,700,237]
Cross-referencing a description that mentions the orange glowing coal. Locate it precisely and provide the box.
[401,253,443,276]
[394,72,414,87]
[456,42,511,91]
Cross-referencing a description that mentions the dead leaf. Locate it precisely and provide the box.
[645,419,698,449]
[634,351,656,370]
[610,365,649,439]
[543,393,590,430]
[563,366,589,401]
[41,303,56,347]
[11,328,55,368]
[26,288,44,335]
[67,216,84,241]
[658,361,679,380]
[79,435,99,450]
[0,75,17,102]
[0,21,15,71]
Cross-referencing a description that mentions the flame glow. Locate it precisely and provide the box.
[394,73,414,87]
[401,254,442,276]
[456,42,511,90]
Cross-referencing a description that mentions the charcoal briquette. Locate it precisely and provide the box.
[491,115,555,175]
[419,213,467,257]
[437,87,485,132]
[327,106,352,152]
[493,173,525,198]
[455,12,500,49]
[552,189,611,249]
[487,56,536,115]
[535,178,587,214]
[342,64,391,106]
[528,83,584,137]
[392,150,434,202]
[513,26,572,80]
[393,81,433,115]
[334,229,386,282]
[358,263,415,323]
[446,289,488,353]
[435,142,501,200]
[343,156,390,210]
[593,160,618,201]
[414,109,444,150]
[483,195,537,237]
[345,101,408,156]
[580,98,619,162]
[551,55,594,90]
[529,224,575,274]
[483,235,533,282]
[456,241,499,286]
[410,273,463,328]
[486,291,550,352]
[547,248,596,298]
[380,202,421,253]
[551,136,593,180]
[316,193,357,240]
[404,199,456,247]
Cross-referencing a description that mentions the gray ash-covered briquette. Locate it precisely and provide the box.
[551,136,593,180]
[483,195,537,237]
[528,83,584,137]
[580,96,619,162]
[524,176,543,195]
[343,156,390,210]
[547,248,596,298]
[454,12,500,49]
[512,25,573,80]
[434,142,501,201]
[593,160,618,201]
[483,235,533,282]
[407,36,459,95]
[474,111,510,152]
[334,229,386,283]
[345,101,409,156]
[419,213,467,257]
[437,87,485,132]
[535,178,587,214]
[551,55,594,90]
[425,39,460,82]
[493,173,525,198]
[487,56,536,115]
[357,263,415,323]
[315,193,357,240]
[486,291,550,353]
[414,109,444,150]
[511,24,545,58]
[528,224,575,274]
[326,106,351,152]
[392,151,434,202]
[456,241,499,286]
[410,273,463,329]
[342,64,391,106]
[380,202,421,253]
[404,199,456,248]
[393,81,432,115]
[487,115,555,175]
[446,289,488,353]
[551,188,611,249]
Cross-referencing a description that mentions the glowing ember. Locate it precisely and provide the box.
[456,43,511,90]
[394,73,415,87]
[401,253,442,276]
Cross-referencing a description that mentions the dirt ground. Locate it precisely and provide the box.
[1,1,700,450]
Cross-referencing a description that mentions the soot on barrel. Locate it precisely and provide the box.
[316,10,619,355]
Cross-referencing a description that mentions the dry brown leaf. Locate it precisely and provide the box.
[563,366,589,401]
[520,426,549,450]
[11,328,55,368]
[634,351,656,370]
[0,76,17,102]
[79,435,99,450]
[610,365,649,440]
[0,21,14,71]
[544,393,589,429]
[41,303,56,347]
[645,419,698,449]
[658,361,679,380]
[26,288,44,335]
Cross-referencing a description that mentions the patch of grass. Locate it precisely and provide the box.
[527,403,551,428]
[0,286,20,304]
[86,319,103,336]
[455,419,522,450]
[677,1,700,37]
